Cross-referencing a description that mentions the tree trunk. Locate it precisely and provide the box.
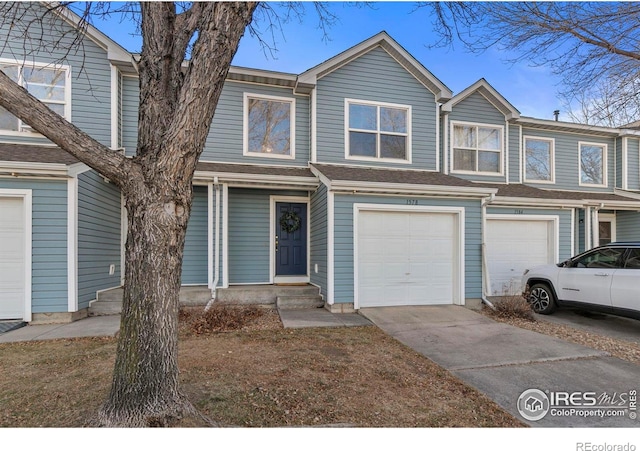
[94,179,197,427]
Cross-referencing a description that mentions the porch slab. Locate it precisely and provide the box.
[278,308,372,329]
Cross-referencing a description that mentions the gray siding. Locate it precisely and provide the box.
[228,188,309,284]
[332,194,482,304]
[522,128,615,192]
[487,207,573,262]
[310,183,328,298]
[448,92,507,183]
[121,75,139,156]
[0,3,112,146]
[616,211,640,242]
[627,138,640,191]
[616,137,623,189]
[203,81,310,165]
[0,179,67,313]
[508,124,522,183]
[316,46,438,170]
[77,170,121,308]
[182,185,208,285]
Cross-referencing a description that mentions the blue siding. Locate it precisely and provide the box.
[521,128,615,192]
[0,3,112,147]
[228,188,309,284]
[182,185,208,284]
[316,46,438,170]
[0,179,68,313]
[627,138,640,191]
[310,183,328,298]
[121,75,139,156]
[616,211,640,241]
[77,170,121,309]
[508,124,522,183]
[332,194,482,305]
[204,81,310,165]
[616,137,623,189]
[448,92,507,183]
[487,207,573,262]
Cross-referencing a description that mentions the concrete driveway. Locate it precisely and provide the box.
[361,305,640,427]
[536,308,640,344]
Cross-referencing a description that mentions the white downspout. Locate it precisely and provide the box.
[585,206,592,250]
[481,193,496,310]
[205,177,221,311]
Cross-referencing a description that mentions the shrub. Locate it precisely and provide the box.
[179,304,265,335]
[490,295,536,322]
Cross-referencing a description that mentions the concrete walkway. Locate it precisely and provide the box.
[361,305,640,427]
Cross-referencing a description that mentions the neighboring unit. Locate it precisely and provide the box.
[1,4,640,323]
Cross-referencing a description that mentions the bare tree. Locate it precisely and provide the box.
[423,2,640,125]
[0,1,258,427]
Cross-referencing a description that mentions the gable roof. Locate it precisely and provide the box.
[442,78,520,120]
[297,31,452,101]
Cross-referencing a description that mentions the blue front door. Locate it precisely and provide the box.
[275,202,307,276]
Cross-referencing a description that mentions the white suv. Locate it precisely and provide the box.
[521,242,640,319]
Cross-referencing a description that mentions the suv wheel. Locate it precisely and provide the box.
[527,283,557,315]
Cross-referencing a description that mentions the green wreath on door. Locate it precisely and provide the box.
[279,210,301,234]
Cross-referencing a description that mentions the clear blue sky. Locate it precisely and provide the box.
[92,2,564,120]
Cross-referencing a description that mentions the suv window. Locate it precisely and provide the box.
[623,248,640,269]
[573,247,625,268]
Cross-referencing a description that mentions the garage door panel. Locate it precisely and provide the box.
[357,209,459,308]
[1,197,26,320]
[487,218,554,296]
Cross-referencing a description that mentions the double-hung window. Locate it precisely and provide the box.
[346,99,411,162]
[452,122,503,174]
[244,93,295,159]
[524,136,555,183]
[579,142,607,187]
[0,60,70,133]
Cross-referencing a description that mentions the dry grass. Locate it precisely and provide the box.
[483,306,640,365]
[0,305,523,428]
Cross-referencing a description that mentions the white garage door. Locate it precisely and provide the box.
[357,209,459,308]
[0,197,26,320]
[486,218,555,296]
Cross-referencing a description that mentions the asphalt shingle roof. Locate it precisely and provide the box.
[0,143,79,165]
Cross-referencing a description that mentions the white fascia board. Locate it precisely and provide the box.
[490,196,585,208]
[329,180,497,198]
[613,189,640,200]
[194,171,318,188]
[517,117,620,136]
[442,79,520,119]
[0,161,70,176]
[67,162,91,177]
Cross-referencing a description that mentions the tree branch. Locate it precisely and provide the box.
[0,70,131,184]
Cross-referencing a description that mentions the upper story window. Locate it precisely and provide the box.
[452,122,503,174]
[0,60,70,134]
[346,99,411,162]
[243,93,295,159]
[524,136,555,183]
[579,142,607,187]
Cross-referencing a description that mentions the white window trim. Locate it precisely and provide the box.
[243,92,295,160]
[523,135,555,184]
[578,141,608,188]
[0,58,72,136]
[344,98,412,164]
[450,120,504,176]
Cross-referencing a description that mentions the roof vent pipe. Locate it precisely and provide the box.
[553,110,560,121]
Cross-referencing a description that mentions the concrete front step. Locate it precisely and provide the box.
[216,284,322,306]
[89,286,213,316]
[276,295,324,310]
